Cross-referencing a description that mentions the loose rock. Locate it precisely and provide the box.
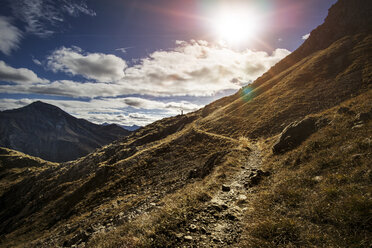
[337,107,354,115]
[175,233,184,239]
[356,111,372,123]
[225,213,236,221]
[184,235,193,241]
[245,169,270,187]
[189,224,197,232]
[237,195,247,201]
[222,185,231,192]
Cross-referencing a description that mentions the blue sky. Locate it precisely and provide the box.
[0,0,337,126]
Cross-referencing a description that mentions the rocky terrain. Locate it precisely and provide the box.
[0,0,371,247]
[0,101,131,162]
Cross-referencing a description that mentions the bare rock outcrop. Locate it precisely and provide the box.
[273,117,328,154]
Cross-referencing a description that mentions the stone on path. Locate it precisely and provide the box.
[222,184,230,192]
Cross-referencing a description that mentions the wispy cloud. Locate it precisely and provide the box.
[0,16,22,55]
[302,33,310,40]
[116,47,134,54]
[32,58,42,66]
[0,60,49,84]
[9,0,95,37]
[62,0,96,17]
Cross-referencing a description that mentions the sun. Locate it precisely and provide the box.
[212,7,260,45]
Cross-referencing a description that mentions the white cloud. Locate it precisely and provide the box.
[32,58,42,66]
[0,79,113,98]
[119,40,290,96]
[122,97,201,112]
[116,47,134,54]
[0,16,22,55]
[0,40,290,100]
[9,0,95,37]
[302,33,310,40]
[0,97,201,126]
[47,46,127,82]
[0,60,49,84]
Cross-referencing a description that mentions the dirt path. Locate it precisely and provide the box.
[177,142,265,247]
[192,125,240,144]
[88,125,263,247]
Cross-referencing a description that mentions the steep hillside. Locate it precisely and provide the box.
[253,0,372,90]
[0,101,131,162]
[199,0,372,138]
[239,91,372,247]
[0,147,57,196]
[0,0,371,247]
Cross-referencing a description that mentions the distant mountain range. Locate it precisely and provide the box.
[0,101,131,162]
[102,122,142,131]
[120,125,142,131]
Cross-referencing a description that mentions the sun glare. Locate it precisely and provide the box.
[213,7,260,45]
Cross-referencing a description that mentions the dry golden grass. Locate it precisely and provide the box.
[240,92,372,247]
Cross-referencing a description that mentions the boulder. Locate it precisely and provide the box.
[273,117,327,154]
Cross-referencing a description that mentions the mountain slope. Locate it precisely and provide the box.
[0,101,131,162]
[239,92,371,247]
[0,0,371,247]
[0,147,57,196]
[200,32,371,138]
[253,0,372,90]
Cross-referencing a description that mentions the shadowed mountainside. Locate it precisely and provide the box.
[0,0,371,247]
[0,101,131,162]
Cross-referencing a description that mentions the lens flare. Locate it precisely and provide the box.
[240,86,256,102]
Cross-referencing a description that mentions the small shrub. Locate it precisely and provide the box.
[238,136,251,150]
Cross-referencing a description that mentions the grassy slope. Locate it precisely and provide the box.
[86,90,371,248]
[200,33,371,138]
[0,148,56,196]
[242,92,371,247]
[0,112,245,247]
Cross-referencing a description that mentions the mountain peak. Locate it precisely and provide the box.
[27,101,62,111]
[30,100,48,106]
[299,0,372,58]
[0,102,130,162]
